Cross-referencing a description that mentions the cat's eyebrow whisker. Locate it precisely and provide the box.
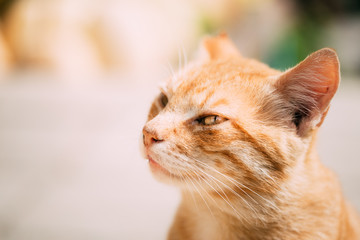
[160,63,173,79]
[166,60,177,85]
[177,47,182,73]
[181,44,188,69]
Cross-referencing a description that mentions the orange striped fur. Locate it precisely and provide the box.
[142,34,360,240]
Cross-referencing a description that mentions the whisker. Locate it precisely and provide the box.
[184,161,259,222]
[184,169,213,215]
[194,159,279,211]
[177,47,182,72]
[175,156,248,221]
[188,165,246,220]
[187,169,216,218]
[181,44,188,69]
[179,171,200,211]
[160,63,172,79]
[194,160,259,202]
[166,60,177,85]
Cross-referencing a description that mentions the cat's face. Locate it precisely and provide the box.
[143,60,288,193]
[142,35,339,197]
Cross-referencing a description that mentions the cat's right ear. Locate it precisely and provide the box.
[197,33,242,60]
[275,48,340,137]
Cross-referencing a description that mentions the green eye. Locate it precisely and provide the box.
[197,115,227,126]
[159,93,168,107]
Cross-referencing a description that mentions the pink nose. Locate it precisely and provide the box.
[142,126,164,147]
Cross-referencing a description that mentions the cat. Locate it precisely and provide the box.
[142,34,360,240]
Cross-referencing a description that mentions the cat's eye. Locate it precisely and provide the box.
[159,93,168,107]
[196,115,227,126]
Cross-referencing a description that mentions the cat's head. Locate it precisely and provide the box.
[142,34,340,196]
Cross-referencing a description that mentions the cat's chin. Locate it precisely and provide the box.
[148,158,208,189]
[148,158,170,175]
[148,158,181,184]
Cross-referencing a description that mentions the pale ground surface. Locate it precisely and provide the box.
[0,73,359,240]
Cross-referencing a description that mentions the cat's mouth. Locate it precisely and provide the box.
[147,156,206,186]
[148,157,168,173]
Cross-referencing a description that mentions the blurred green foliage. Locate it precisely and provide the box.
[266,0,359,70]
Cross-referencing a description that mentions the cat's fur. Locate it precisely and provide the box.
[142,34,360,240]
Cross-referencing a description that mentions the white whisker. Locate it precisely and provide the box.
[174,155,251,221]
[184,169,213,216]
[184,160,258,222]
[181,44,188,69]
[166,60,177,85]
[194,159,279,211]
[177,47,182,72]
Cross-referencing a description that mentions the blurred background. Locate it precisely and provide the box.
[0,0,359,239]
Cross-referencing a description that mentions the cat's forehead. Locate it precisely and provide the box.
[167,65,235,111]
[164,59,279,111]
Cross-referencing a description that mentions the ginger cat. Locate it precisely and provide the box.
[142,34,360,240]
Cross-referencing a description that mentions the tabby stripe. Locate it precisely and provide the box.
[231,122,285,175]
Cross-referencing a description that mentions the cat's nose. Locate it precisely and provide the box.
[142,126,164,146]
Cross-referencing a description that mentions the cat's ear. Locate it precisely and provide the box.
[197,33,241,60]
[275,48,340,136]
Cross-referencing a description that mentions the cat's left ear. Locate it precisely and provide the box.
[275,48,340,136]
[197,33,242,60]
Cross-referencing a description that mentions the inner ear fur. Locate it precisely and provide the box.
[198,33,242,60]
[275,48,340,136]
